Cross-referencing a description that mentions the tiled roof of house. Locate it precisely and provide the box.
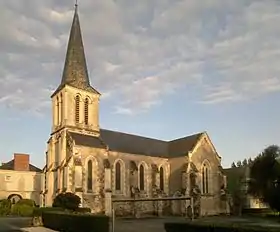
[0,160,42,172]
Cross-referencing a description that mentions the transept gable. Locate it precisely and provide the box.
[190,132,221,163]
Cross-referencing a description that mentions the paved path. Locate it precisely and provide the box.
[114,217,189,232]
[0,217,32,232]
[20,216,280,232]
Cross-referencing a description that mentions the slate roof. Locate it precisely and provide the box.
[70,132,106,149]
[168,133,203,157]
[51,5,99,97]
[70,129,204,158]
[0,160,42,172]
[101,129,169,158]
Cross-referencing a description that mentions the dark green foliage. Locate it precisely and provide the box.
[11,204,34,217]
[164,222,280,232]
[76,207,91,213]
[17,199,36,207]
[248,145,280,211]
[52,192,81,211]
[231,162,236,168]
[33,207,64,217]
[248,158,253,165]
[242,159,248,166]
[0,199,11,216]
[42,211,109,232]
[236,161,242,167]
[242,208,275,216]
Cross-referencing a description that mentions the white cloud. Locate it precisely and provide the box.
[1,0,280,115]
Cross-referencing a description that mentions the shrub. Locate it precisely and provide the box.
[0,199,11,216]
[33,207,64,217]
[164,222,280,232]
[17,199,36,207]
[11,203,34,217]
[42,211,109,232]
[52,192,81,211]
[76,207,91,213]
[242,208,275,216]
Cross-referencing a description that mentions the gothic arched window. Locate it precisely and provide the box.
[56,96,59,124]
[202,163,210,194]
[139,164,145,191]
[115,161,121,191]
[75,95,80,123]
[60,93,63,123]
[87,160,93,192]
[84,97,89,125]
[159,166,164,191]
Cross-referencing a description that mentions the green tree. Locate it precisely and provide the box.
[236,161,242,167]
[248,158,253,166]
[248,145,280,211]
[52,192,81,211]
[231,162,236,168]
[242,159,248,166]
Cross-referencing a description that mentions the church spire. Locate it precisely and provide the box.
[52,3,99,97]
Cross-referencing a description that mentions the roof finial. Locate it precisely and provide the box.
[75,0,78,8]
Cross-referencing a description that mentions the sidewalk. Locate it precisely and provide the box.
[20,227,57,232]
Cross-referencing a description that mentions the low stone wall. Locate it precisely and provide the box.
[114,200,188,217]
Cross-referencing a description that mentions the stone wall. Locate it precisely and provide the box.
[113,199,188,217]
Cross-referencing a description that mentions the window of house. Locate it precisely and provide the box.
[75,95,80,123]
[5,175,11,182]
[139,164,145,191]
[159,166,164,191]
[87,160,93,192]
[115,161,121,191]
[84,98,89,125]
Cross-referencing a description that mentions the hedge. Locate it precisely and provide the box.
[17,199,36,207]
[42,211,109,232]
[0,199,11,216]
[33,207,64,217]
[164,222,280,232]
[33,207,91,217]
[11,204,34,217]
[242,208,274,216]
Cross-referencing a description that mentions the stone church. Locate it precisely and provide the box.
[43,5,228,216]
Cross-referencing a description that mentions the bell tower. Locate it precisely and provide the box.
[50,3,100,136]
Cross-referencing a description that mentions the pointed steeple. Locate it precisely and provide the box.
[52,4,99,97]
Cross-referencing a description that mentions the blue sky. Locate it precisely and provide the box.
[1,0,280,168]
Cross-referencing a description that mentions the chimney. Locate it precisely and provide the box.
[14,153,30,171]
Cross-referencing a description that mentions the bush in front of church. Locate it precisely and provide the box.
[0,199,12,216]
[52,192,81,211]
[42,211,110,232]
[11,203,34,217]
[17,199,36,207]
